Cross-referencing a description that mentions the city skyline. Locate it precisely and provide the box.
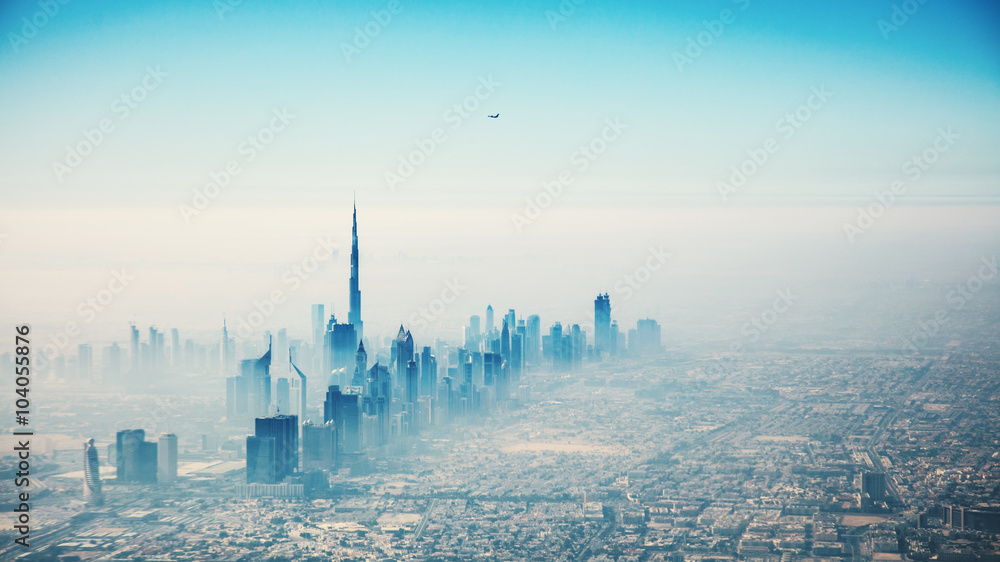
[0,0,998,559]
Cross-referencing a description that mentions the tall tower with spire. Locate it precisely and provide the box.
[348,201,363,342]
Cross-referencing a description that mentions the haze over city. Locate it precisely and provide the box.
[0,0,998,560]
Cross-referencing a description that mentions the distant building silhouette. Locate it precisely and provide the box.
[247,415,298,483]
[631,318,663,356]
[594,293,611,359]
[571,324,585,370]
[253,340,272,418]
[227,361,251,421]
[129,323,140,376]
[246,436,277,484]
[353,340,367,387]
[276,378,290,415]
[326,385,363,454]
[420,346,436,397]
[83,438,103,506]
[545,322,564,372]
[391,326,414,384]
[526,315,541,365]
[329,321,357,385]
[290,358,309,428]
[171,328,181,370]
[77,344,92,380]
[158,434,178,483]
[349,203,363,341]
[220,320,235,375]
[102,342,121,381]
[302,421,337,470]
[311,304,325,350]
[363,364,392,446]
[116,429,157,483]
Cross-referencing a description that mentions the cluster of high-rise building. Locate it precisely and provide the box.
[224,206,658,488]
[103,430,178,486]
[65,204,666,496]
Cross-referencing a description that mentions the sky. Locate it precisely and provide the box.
[0,0,998,348]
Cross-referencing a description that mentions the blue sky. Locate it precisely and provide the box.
[0,0,997,207]
[0,0,999,341]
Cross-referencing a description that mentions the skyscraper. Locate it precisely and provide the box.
[483,352,500,388]
[500,319,511,362]
[403,359,419,435]
[158,434,178,483]
[302,421,337,470]
[220,320,235,375]
[547,322,564,371]
[594,293,611,358]
[325,385,362,454]
[571,324,584,370]
[102,342,121,381]
[83,438,103,506]
[348,203,363,341]
[251,415,298,482]
[311,304,325,349]
[405,360,419,404]
[354,341,367,387]
[526,315,541,365]
[330,322,358,384]
[862,472,887,505]
[116,429,157,483]
[253,340,272,418]
[227,361,251,421]
[486,305,494,334]
[77,344,92,380]
[276,328,287,370]
[246,436,277,484]
[276,378,290,415]
[363,364,392,446]
[633,318,663,356]
[510,332,523,381]
[149,327,159,374]
[129,323,140,376]
[290,358,308,428]
[171,328,180,370]
[420,346,436,397]
[392,325,413,381]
